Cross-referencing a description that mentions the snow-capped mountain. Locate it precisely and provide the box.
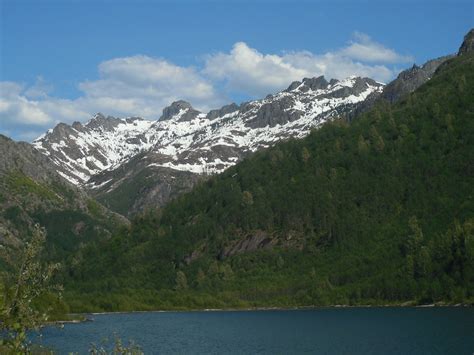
[33,75,383,215]
[140,76,383,176]
[34,76,382,183]
[33,115,159,184]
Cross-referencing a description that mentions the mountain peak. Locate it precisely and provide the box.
[72,121,83,130]
[206,103,240,120]
[458,28,474,55]
[286,76,330,92]
[169,100,193,110]
[160,100,201,121]
[302,76,329,90]
[93,112,106,120]
[85,113,123,131]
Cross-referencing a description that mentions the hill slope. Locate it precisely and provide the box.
[64,49,474,311]
[0,135,126,269]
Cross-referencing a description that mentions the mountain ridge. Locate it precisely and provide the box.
[33,75,383,215]
[34,75,382,184]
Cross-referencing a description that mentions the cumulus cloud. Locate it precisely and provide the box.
[203,33,412,97]
[1,32,413,141]
[0,82,53,125]
[24,76,54,99]
[203,42,309,97]
[340,32,413,63]
[79,56,223,112]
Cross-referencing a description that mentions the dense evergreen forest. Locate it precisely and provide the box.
[59,52,474,312]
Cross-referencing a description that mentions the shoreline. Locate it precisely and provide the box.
[69,302,471,318]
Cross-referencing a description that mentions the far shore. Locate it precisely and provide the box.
[56,302,472,322]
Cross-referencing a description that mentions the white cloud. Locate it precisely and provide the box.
[80,56,221,105]
[203,33,412,97]
[0,82,52,125]
[203,42,309,97]
[340,32,413,63]
[24,76,53,99]
[0,33,413,141]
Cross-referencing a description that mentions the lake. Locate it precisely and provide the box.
[38,307,474,354]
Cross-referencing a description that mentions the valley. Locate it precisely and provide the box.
[0,23,473,348]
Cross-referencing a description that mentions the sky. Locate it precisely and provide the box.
[0,0,472,141]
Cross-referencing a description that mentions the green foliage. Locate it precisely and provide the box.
[87,199,103,219]
[241,191,254,206]
[33,209,112,262]
[64,53,474,311]
[301,147,311,163]
[4,172,58,201]
[0,225,62,353]
[0,166,125,284]
[89,334,143,355]
[2,256,141,352]
[175,271,188,291]
[3,206,24,225]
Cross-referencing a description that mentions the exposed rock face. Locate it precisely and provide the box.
[206,103,239,120]
[219,231,276,259]
[346,54,454,122]
[159,100,201,122]
[458,29,474,55]
[0,134,62,184]
[246,95,301,128]
[87,151,203,217]
[184,245,206,265]
[380,55,454,104]
[300,76,329,91]
[358,29,473,111]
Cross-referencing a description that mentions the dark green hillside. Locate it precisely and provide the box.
[0,141,128,318]
[0,137,127,268]
[65,53,474,312]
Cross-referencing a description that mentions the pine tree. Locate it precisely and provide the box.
[175,271,188,291]
[370,126,385,152]
[302,147,311,163]
[357,135,369,154]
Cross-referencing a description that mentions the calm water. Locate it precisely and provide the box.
[38,307,474,354]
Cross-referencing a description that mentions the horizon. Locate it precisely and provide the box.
[0,0,472,141]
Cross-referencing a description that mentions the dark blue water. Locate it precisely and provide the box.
[38,307,474,354]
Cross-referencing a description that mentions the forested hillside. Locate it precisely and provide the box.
[0,135,126,271]
[64,52,474,312]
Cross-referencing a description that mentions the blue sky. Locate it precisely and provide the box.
[0,0,472,141]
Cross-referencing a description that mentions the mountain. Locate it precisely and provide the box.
[458,28,474,55]
[0,134,126,267]
[32,114,157,185]
[33,49,461,217]
[366,27,474,107]
[64,37,474,312]
[34,76,383,215]
[347,54,454,120]
[86,151,203,216]
[378,55,454,104]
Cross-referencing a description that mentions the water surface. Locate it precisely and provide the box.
[39,307,474,354]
